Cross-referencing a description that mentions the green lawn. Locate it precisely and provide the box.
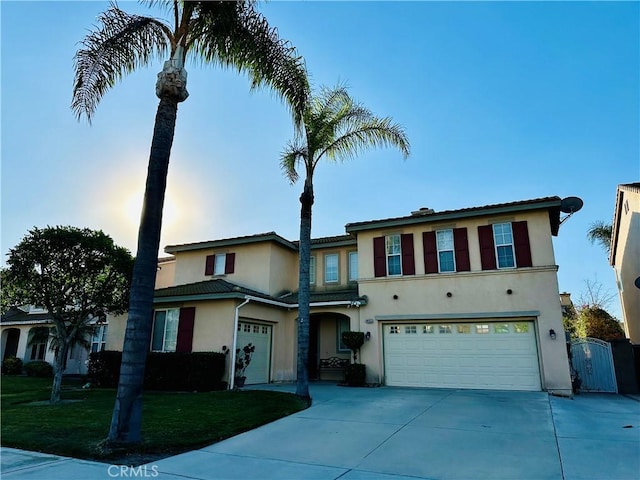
[1,376,308,464]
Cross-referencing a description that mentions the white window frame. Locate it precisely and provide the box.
[151,308,180,352]
[324,253,339,284]
[386,234,402,276]
[213,253,227,275]
[309,255,316,285]
[493,223,515,269]
[348,251,358,282]
[436,229,456,272]
[91,324,108,353]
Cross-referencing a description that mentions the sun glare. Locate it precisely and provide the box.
[124,191,178,227]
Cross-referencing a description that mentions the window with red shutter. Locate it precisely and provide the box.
[422,231,438,274]
[225,252,235,274]
[478,225,497,270]
[401,233,415,275]
[512,221,532,267]
[453,228,471,272]
[176,307,195,353]
[373,237,386,277]
[205,255,215,275]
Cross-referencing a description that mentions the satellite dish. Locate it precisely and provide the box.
[560,196,584,214]
[559,196,584,226]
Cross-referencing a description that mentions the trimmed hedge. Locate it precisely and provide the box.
[88,350,227,391]
[2,356,23,375]
[24,361,54,377]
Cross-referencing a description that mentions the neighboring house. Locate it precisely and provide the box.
[0,306,107,375]
[610,183,640,343]
[105,196,573,395]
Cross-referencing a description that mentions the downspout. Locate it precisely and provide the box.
[229,298,250,390]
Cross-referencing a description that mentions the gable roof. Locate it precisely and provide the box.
[345,196,563,235]
[165,232,297,254]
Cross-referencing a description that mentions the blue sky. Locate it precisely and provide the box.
[1,1,638,318]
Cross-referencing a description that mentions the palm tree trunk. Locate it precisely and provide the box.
[107,95,179,446]
[295,182,313,401]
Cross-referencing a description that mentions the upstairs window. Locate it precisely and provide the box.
[309,255,316,285]
[478,221,532,270]
[386,235,402,275]
[205,252,235,276]
[374,234,415,277]
[325,253,339,283]
[436,230,455,272]
[493,223,515,268]
[423,228,470,274]
[348,252,358,282]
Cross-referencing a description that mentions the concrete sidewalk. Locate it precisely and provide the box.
[2,383,639,480]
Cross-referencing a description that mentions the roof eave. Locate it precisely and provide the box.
[346,199,563,233]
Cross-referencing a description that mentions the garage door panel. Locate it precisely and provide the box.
[237,322,271,385]
[384,322,541,391]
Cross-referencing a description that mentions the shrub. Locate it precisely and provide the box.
[341,331,365,363]
[24,360,53,377]
[145,352,226,391]
[2,356,23,375]
[88,350,227,391]
[88,350,122,387]
[344,364,366,387]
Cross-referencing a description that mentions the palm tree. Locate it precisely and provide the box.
[587,221,613,255]
[281,85,410,400]
[73,1,308,446]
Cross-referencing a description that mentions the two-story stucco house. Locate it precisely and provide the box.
[105,196,573,395]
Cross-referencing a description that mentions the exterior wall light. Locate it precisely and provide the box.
[365,332,371,341]
[549,329,557,340]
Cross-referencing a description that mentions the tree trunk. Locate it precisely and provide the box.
[50,341,69,403]
[295,182,314,401]
[107,99,182,446]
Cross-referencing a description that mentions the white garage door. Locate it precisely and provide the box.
[237,322,272,385]
[384,321,541,391]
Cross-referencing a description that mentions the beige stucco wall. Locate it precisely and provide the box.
[172,242,298,295]
[612,188,640,342]
[155,258,176,289]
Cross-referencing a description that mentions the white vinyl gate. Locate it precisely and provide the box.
[570,338,617,393]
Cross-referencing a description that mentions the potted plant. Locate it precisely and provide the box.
[341,331,366,387]
[234,343,255,388]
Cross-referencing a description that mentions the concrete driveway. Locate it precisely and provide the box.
[2,383,639,480]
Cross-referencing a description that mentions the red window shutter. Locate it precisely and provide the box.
[176,307,195,353]
[478,225,497,270]
[205,255,215,275]
[512,221,532,267]
[225,252,235,274]
[453,228,471,272]
[401,234,415,275]
[422,231,438,274]
[373,237,386,277]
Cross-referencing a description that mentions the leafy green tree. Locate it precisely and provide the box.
[73,1,308,445]
[4,226,133,403]
[281,85,410,399]
[575,306,625,341]
[587,221,612,255]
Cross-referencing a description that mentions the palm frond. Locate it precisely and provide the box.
[72,3,172,122]
[587,221,612,253]
[280,142,307,185]
[190,1,309,128]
